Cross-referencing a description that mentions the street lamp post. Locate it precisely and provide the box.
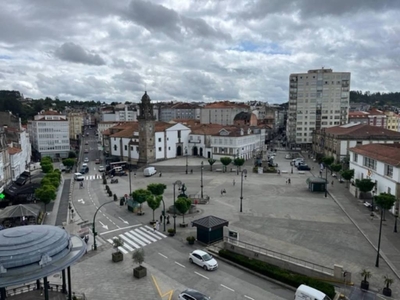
[200,161,204,199]
[375,207,384,267]
[395,208,398,233]
[185,147,188,174]
[371,190,376,216]
[240,169,248,213]
[325,164,328,198]
[173,180,182,232]
[92,200,115,251]
[236,149,240,175]
[160,198,166,232]
[128,139,133,195]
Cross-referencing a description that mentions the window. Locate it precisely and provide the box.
[385,165,393,178]
[158,138,161,142]
[353,153,358,162]
[158,147,162,151]
[363,157,376,170]
[124,145,127,151]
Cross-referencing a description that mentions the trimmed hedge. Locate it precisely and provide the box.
[219,249,335,299]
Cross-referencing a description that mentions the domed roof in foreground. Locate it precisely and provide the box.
[0,225,86,288]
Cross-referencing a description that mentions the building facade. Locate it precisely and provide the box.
[28,111,70,159]
[349,143,400,214]
[312,123,400,162]
[138,92,156,165]
[287,68,351,147]
[68,112,84,140]
[200,101,250,125]
[0,131,11,193]
[348,109,387,128]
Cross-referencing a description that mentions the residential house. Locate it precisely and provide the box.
[312,122,400,162]
[0,131,11,193]
[348,109,387,128]
[200,101,250,125]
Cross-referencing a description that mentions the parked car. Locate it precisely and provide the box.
[74,173,85,181]
[85,141,88,145]
[84,149,89,153]
[84,157,89,163]
[189,250,218,271]
[95,159,100,164]
[178,289,210,300]
[297,164,311,171]
[285,154,292,159]
[143,167,157,177]
[98,165,105,172]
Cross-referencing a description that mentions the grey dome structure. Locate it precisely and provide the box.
[0,225,86,300]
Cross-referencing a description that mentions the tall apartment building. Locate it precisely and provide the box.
[68,112,84,140]
[287,68,350,147]
[28,110,70,159]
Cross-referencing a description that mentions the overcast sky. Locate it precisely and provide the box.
[0,0,399,103]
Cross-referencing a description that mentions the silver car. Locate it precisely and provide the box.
[189,250,218,271]
[178,289,210,300]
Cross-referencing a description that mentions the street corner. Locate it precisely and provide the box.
[151,274,175,300]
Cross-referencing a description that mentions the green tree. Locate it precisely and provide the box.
[322,156,334,175]
[131,189,153,214]
[41,156,53,164]
[220,157,232,173]
[41,163,53,173]
[147,183,167,196]
[62,158,75,167]
[132,248,145,266]
[147,195,162,222]
[341,169,354,188]
[330,163,342,175]
[35,184,57,212]
[68,151,77,159]
[355,178,375,199]
[175,197,192,225]
[374,193,396,211]
[208,158,216,171]
[233,158,245,174]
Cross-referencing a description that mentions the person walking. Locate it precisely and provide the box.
[166,215,170,224]
[160,214,163,223]
[153,222,156,231]
[156,220,160,231]
[288,178,291,184]
[331,180,334,186]
[233,179,235,186]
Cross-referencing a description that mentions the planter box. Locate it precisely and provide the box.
[360,281,369,290]
[383,288,392,297]
[179,223,188,228]
[133,266,147,279]
[112,251,124,262]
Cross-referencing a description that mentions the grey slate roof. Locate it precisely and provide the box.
[0,204,40,219]
[191,215,229,229]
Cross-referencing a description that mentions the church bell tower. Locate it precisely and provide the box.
[138,91,156,165]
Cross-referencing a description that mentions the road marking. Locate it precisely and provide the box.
[175,262,185,268]
[244,295,255,300]
[119,234,140,249]
[138,227,162,240]
[128,230,152,244]
[99,224,141,235]
[144,225,167,237]
[124,232,147,247]
[158,253,168,259]
[118,217,129,224]
[194,272,209,280]
[113,236,134,251]
[99,221,108,230]
[151,275,173,300]
[136,228,158,242]
[220,284,234,292]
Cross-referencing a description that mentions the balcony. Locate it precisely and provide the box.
[189,138,201,144]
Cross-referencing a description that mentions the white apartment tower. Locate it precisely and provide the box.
[28,110,70,159]
[287,68,350,147]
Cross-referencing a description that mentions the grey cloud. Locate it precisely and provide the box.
[112,58,141,69]
[125,0,230,41]
[112,70,144,92]
[54,42,106,66]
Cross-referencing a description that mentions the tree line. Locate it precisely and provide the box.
[350,91,400,107]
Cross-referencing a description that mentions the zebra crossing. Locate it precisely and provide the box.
[107,225,167,254]
[84,174,102,181]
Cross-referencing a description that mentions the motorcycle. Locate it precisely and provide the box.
[111,178,119,184]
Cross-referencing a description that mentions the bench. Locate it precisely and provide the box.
[298,171,305,174]
[215,169,223,172]
[281,170,288,174]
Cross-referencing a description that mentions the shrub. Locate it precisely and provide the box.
[218,249,335,299]
[167,228,175,234]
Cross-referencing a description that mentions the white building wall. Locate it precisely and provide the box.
[350,151,398,213]
[10,152,24,180]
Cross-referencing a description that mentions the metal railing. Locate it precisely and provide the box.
[224,237,333,275]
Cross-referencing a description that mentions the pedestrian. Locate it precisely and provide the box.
[288,178,291,184]
[156,220,160,231]
[190,169,193,174]
[160,214,163,222]
[285,178,288,184]
[233,179,235,186]
[159,172,162,177]
[134,173,136,178]
[153,222,156,231]
[167,215,170,224]
[223,189,226,194]
[331,180,334,186]
[221,189,223,196]
[84,235,89,244]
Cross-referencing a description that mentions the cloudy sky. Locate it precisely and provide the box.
[0,0,399,103]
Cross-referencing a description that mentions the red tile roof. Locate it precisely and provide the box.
[350,143,400,167]
[324,123,400,138]
[203,101,249,109]
[39,110,62,115]
[8,147,22,155]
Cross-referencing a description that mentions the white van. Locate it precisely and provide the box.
[74,173,85,181]
[143,167,157,177]
[295,285,331,300]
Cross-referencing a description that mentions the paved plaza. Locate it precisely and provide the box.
[46,151,400,298]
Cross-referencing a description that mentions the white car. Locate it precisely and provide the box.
[189,250,218,271]
[98,165,105,172]
[84,157,89,163]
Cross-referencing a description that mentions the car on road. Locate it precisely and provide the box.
[285,154,292,159]
[74,173,85,181]
[85,141,88,145]
[84,157,89,163]
[297,164,311,171]
[95,159,100,164]
[178,289,210,300]
[98,165,105,172]
[189,250,218,271]
[84,149,89,153]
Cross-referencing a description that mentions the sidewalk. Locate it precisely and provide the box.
[305,155,400,279]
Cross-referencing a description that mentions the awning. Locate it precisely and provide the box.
[0,204,41,219]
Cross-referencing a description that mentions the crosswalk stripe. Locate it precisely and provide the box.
[113,236,134,252]
[144,225,167,238]
[138,227,162,240]
[119,234,140,249]
[118,247,128,254]
[125,232,147,246]
[135,228,158,242]
[107,239,113,243]
[128,230,152,244]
